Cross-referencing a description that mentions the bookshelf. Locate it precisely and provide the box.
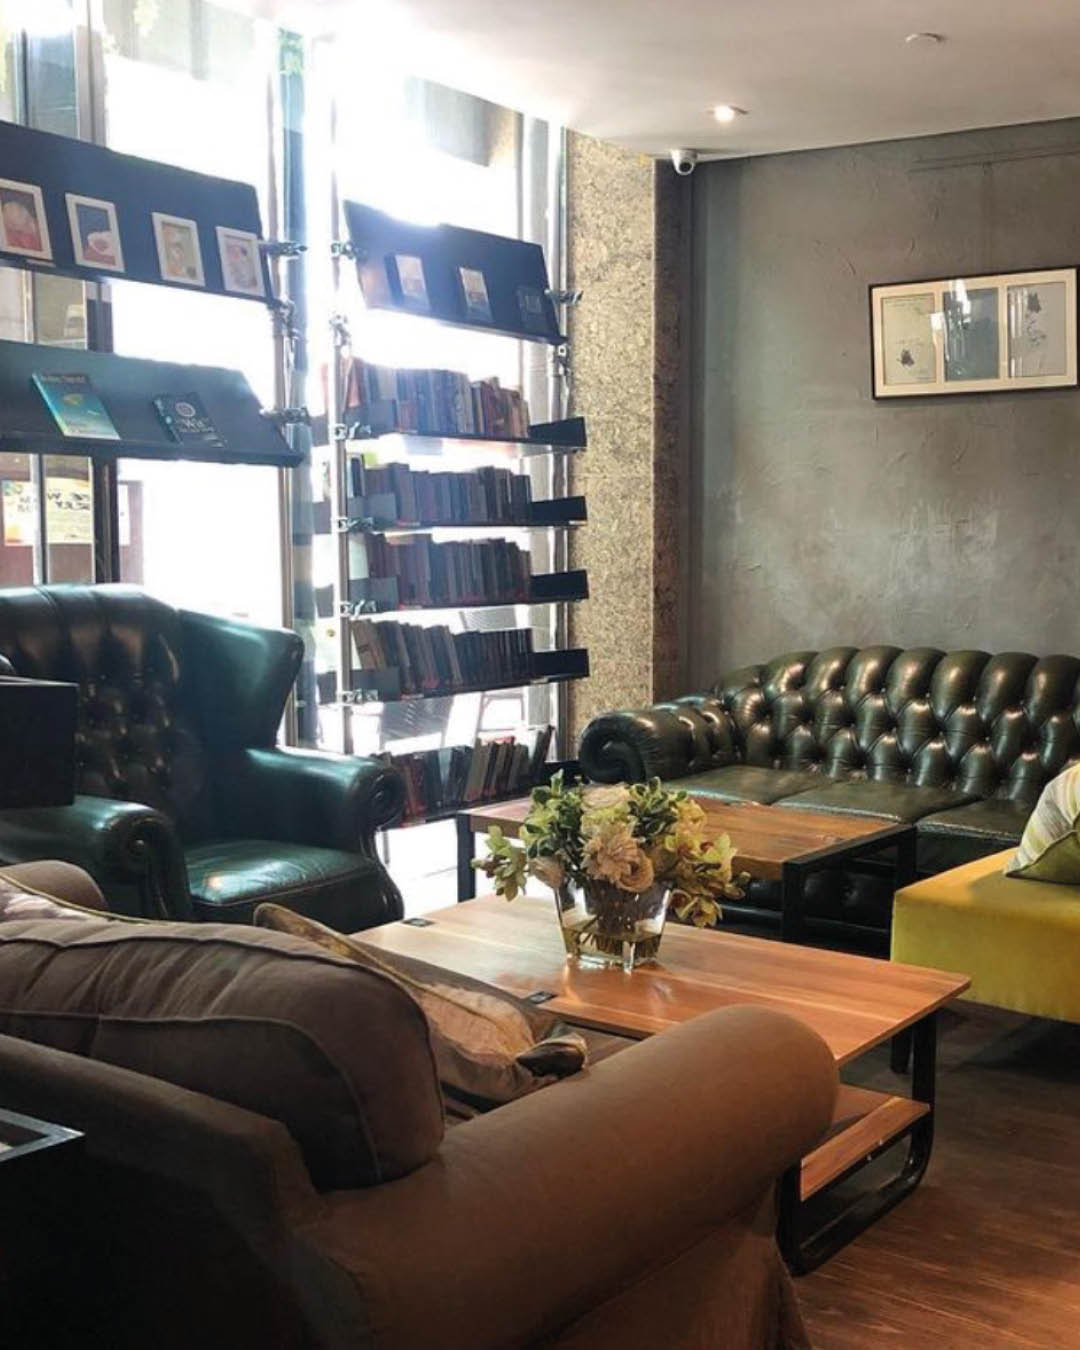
[324,202,589,825]
[0,121,298,472]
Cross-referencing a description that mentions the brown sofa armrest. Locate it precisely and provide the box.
[304,1005,837,1350]
[0,1033,319,1232]
[0,860,107,911]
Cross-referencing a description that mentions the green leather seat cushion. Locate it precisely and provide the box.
[668,766,823,805]
[186,839,388,930]
[774,780,977,823]
[915,798,1031,874]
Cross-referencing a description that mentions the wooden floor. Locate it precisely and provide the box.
[799,1004,1080,1349]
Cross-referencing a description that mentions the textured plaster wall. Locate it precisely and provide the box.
[691,118,1080,690]
[566,132,687,735]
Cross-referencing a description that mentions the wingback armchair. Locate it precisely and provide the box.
[0,585,405,927]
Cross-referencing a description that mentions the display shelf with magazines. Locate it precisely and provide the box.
[323,198,588,822]
[0,338,299,468]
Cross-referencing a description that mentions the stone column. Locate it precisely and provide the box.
[565,132,689,740]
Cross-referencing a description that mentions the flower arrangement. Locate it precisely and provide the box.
[474,775,746,955]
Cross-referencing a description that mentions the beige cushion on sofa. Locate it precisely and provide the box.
[1006,764,1080,883]
[0,917,443,1189]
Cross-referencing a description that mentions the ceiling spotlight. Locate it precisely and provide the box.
[905,32,946,46]
[711,104,746,124]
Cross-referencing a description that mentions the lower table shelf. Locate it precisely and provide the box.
[800,1083,930,1202]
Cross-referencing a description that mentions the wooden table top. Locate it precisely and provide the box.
[363,895,970,1066]
[465,794,907,881]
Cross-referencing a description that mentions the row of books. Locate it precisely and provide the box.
[349,459,533,525]
[392,727,555,820]
[351,620,534,695]
[341,356,530,440]
[363,534,531,607]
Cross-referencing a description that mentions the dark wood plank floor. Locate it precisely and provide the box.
[798,1004,1080,1349]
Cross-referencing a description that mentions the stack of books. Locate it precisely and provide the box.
[392,727,555,821]
[340,356,530,439]
[364,534,531,607]
[349,460,532,525]
[351,619,534,695]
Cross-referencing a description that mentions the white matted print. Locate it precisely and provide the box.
[215,226,265,297]
[871,268,1077,397]
[66,194,125,273]
[152,212,205,287]
[0,178,51,261]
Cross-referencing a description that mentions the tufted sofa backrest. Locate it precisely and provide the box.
[702,646,1080,805]
[0,585,301,839]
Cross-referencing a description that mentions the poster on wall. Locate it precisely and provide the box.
[870,267,1078,397]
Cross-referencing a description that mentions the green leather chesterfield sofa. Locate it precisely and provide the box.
[0,585,405,928]
[579,646,1080,932]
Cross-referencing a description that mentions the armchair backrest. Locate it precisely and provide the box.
[716,646,1080,805]
[0,586,301,837]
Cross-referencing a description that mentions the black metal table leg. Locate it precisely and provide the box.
[456,813,477,902]
[780,861,806,943]
[779,1011,938,1274]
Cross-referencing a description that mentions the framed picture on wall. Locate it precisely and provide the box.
[870,267,1078,397]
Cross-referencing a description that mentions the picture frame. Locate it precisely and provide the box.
[457,264,492,323]
[0,177,52,262]
[152,211,205,288]
[215,225,265,298]
[66,193,125,273]
[871,267,1078,397]
[388,252,430,312]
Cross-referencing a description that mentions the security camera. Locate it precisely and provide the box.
[670,148,698,176]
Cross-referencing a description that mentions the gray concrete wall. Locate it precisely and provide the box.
[690,118,1080,691]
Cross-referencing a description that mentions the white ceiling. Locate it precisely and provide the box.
[285,0,1080,159]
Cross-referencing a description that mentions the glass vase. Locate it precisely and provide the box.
[553,880,672,973]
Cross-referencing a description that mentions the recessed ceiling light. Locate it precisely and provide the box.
[711,104,746,123]
[905,32,946,46]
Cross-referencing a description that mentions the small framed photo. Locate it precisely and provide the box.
[66,194,125,273]
[152,212,205,288]
[871,267,1078,397]
[0,178,52,262]
[389,253,430,311]
[458,265,492,323]
[216,225,265,298]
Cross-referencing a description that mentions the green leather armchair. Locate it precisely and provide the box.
[0,585,405,926]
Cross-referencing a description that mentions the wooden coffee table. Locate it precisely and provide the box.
[365,894,969,1272]
[457,795,917,944]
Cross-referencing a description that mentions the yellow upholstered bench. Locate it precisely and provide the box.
[892,849,1080,1024]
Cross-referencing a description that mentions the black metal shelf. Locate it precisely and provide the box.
[391,759,579,828]
[0,339,299,468]
[337,649,590,706]
[346,568,588,613]
[314,414,586,455]
[342,493,587,534]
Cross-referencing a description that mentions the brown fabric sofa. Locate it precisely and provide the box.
[0,867,837,1350]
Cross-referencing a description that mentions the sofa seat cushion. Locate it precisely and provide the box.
[0,916,443,1189]
[669,766,822,806]
[186,839,388,930]
[916,799,1032,875]
[775,780,977,823]
[892,849,1080,1022]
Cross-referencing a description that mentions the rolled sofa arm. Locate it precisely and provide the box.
[213,747,407,851]
[0,796,190,919]
[305,1006,837,1350]
[578,693,738,783]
